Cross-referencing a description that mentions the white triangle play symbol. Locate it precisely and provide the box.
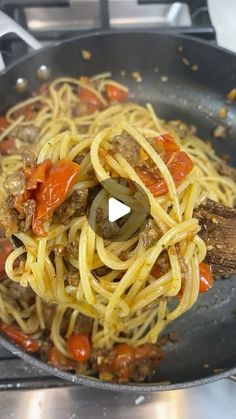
[108,197,131,222]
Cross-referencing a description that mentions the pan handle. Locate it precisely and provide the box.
[0,10,42,73]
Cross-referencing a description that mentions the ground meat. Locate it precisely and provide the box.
[41,302,56,331]
[66,241,79,259]
[43,305,72,336]
[73,151,87,164]
[40,339,52,362]
[73,313,93,335]
[20,148,37,173]
[116,213,130,227]
[119,249,130,261]
[96,208,120,240]
[87,169,95,178]
[55,188,88,224]
[11,125,39,143]
[23,199,36,231]
[177,247,188,287]
[158,251,170,271]
[51,244,65,256]
[99,220,120,240]
[64,271,79,287]
[111,131,140,165]
[71,103,89,117]
[91,343,164,383]
[60,309,74,335]
[93,266,111,277]
[13,258,26,276]
[140,219,161,249]
[77,126,89,135]
[0,205,19,236]
[86,185,102,208]
[3,279,35,308]
[95,207,104,223]
[4,172,26,196]
[214,160,236,182]
[64,262,80,287]
[151,250,170,278]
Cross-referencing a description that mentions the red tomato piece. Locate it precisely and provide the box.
[0,138,16,155]
[0,239,13,277]
[67,333,91,362]
[0,116,9,132]
[178,262,214,299]
[0,324,40,352]
[136,134,194,197]
[32,159,80,236]
[165,150,194,185]
[153,133,179,155]
[199,262,214,293]
[79,88,103,112]
[135,166,166,197]
[134,343,163,359]
[14,105,34,121]
[106,84,128,103]
[111,344,135,371]
[26,159,52,189]
[48,346,75,370]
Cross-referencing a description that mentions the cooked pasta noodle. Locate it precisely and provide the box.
[0,73,235,381]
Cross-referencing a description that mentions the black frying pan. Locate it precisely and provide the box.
[0,24,236,392]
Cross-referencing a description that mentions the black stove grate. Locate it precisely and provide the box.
[0,0,216,66]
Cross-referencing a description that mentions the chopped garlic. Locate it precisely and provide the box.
[132,71,142,83]
[81,50,92,60]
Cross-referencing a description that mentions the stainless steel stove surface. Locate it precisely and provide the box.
[0,0,235,417]
[24,0,191,32]
[1,380,236,419]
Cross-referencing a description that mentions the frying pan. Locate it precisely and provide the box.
[0,10,236,393]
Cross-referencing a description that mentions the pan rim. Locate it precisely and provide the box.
[1,334,236,392]
[1,29,236,79]
[1,29,236,391]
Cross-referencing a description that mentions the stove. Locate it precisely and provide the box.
[0,1,235,418]
[0,0,215,67]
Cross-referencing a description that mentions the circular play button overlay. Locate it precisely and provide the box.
[87,177,150,242]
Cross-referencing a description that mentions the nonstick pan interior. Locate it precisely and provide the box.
[0,31,236,390]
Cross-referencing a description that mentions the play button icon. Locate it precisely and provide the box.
[87,177,150,242]
[108,197,131,222]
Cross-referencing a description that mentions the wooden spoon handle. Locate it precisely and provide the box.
[194,199,236,276]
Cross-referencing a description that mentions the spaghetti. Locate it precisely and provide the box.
[0,73,235,382]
